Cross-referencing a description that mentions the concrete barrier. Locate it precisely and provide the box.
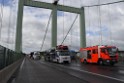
[0,58,24,83]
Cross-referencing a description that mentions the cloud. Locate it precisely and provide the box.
[0,0,124,53]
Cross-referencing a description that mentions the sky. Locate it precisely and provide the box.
[0,0,124,53]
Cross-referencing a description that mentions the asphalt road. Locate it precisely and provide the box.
[11,58,124,83]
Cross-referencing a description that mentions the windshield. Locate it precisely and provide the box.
[58,51,70,56]
[107,47,117,54]
[101,47,117,56]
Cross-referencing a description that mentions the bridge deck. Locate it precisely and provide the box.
[12,58,86,83]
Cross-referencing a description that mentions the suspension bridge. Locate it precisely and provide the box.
[0,0,124,83]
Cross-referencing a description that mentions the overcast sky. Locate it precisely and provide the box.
[0,0,124,53]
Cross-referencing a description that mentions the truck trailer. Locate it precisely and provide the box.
[44,45,71,63]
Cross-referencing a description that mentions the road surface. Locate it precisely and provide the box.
[10,58,124,83]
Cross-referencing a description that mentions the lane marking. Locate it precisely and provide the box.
[119,70,124,74]
[40,61,124,82]
[20,58,25,70]
[69,67,124,82]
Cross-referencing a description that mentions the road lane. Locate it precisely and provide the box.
[13,58,88,83]
[11,57,124,83]
[39,60,124,83]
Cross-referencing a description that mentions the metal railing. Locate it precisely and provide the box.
[0,45,23,70]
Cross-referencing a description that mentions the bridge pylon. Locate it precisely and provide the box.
[15,0,86,52]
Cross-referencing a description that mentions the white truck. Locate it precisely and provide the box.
[44,45,71,63]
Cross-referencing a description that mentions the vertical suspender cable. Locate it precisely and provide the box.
[62,0,65,45]
[61,14,78,45]
[88,7,91,46]
[12,0,16,50]
[40,13,52,51]
[80,0,83,7]
[7,2,12,48]
[69,0,72,46]
[98,0,102,45]
[108,5,112,45]
[0,0,4,40]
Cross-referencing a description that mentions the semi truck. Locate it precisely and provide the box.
[80,45,118,65]
[44,45,71,63]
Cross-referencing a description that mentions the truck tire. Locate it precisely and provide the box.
[57,59,60,64]
[98,59,104,65]
[83,59,88,64]
[110,63,114,66]
[57,59,59,63]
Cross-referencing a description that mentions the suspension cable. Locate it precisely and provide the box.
[70,14,72,47]
[88,7,91,46]
[0,0,4,40]
[98,0,102,45]
[83,0,124,7]
[108,5,113,45]
[63,0,64,44]
[70,0,72,47]
[61,14,78,45]
[12,0,16,50]
[80,0,83,7]
[7,2,12,47]
[40,12,52,51]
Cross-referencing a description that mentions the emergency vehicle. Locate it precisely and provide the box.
[44,45,71,63]
[80,45,118,65]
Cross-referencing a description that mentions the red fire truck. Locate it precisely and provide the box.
[79,45,118,65]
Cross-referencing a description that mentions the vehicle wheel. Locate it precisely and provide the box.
[110,63,114,66]
[83,59,87,64]
[98,60,104,65]
[57,59,59,63]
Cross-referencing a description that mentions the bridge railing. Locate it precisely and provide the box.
[0,45,24,70]
[0,45,24,83]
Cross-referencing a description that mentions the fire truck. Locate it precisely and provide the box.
[44,45,71,63]
[79,45,118,65]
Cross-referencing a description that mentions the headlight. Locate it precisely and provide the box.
[107,60,110,62]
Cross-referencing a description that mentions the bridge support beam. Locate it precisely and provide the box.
[80,7,86,48]
[51,6,57,47]
[15,0,24,53]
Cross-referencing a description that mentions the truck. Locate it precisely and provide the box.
[44,45,71,63]
[79,45,118,65]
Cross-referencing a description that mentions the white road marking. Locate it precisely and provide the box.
[70,67,124,82]
[20,58,25,70]
[40,61,124,82]
[119,70,124,74]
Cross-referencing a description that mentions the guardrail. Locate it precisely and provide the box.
[0,45,24,70]
[0,45,24,83]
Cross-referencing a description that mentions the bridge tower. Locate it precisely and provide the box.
[15,0,86,53]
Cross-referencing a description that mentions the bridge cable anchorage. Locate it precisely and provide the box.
[0,0,4,41]
[61,14,78,45]
[82,0,124,7]
[40,12,52,51]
